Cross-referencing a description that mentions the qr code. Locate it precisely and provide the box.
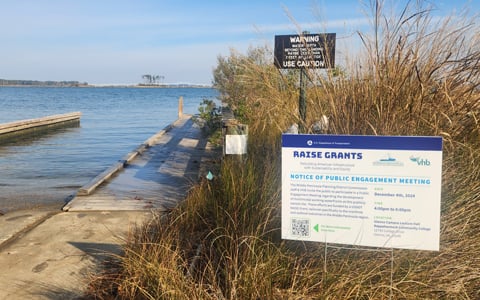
[291,218,310,237]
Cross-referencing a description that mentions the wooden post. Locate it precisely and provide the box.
[298,30,310,133]
[178,96,184,118]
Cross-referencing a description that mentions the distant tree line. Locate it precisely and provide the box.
[141,74,165,85]
[0,79,88,87]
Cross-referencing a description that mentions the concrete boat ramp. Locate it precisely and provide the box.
[63,114,214,212]
[0,114,217,299]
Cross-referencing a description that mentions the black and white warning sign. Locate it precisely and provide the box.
[274,33,336,69]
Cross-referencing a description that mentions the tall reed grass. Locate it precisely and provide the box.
[86,1,479,299]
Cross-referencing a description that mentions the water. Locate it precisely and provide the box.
[0,87,218,212]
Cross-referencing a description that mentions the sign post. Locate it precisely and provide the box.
[298,67,307,132]
[274,32,335,133]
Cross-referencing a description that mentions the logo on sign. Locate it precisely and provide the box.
[373,154,403,166]
[410,156,431,166]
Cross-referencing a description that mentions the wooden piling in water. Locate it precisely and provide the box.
[0,112,82,142]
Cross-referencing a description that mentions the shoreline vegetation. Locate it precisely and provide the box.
[0,79,88,87]
[0,79,212,88]
[12,0,477,298]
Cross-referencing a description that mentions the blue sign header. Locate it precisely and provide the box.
[282,134,443,151]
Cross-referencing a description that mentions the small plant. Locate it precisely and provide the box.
[195,98,222,147]
[196,99,221,131]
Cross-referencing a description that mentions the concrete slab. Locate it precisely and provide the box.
[0,208,58,247]
[0,211,151,299]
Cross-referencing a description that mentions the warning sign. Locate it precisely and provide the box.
[274,33,336,69]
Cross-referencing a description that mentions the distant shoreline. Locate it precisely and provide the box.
[0,79,212,89]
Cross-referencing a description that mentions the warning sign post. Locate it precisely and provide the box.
[274,33,336,133]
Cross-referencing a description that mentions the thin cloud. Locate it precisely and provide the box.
[250,17,370,35]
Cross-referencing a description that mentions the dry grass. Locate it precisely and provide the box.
[85,1,480,299]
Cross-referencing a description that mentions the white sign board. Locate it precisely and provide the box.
[225,134,247,154]
[281,134,443,251]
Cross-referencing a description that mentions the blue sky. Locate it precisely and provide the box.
[0,0,477,85]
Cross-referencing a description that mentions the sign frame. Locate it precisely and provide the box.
[281,134,443,251]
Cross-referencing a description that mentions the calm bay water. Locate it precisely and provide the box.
[0,87,218,212]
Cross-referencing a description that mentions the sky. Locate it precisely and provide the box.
[0,0,477,85]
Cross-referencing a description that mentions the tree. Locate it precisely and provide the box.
[142,74,152,84]
[142,74,165,85]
